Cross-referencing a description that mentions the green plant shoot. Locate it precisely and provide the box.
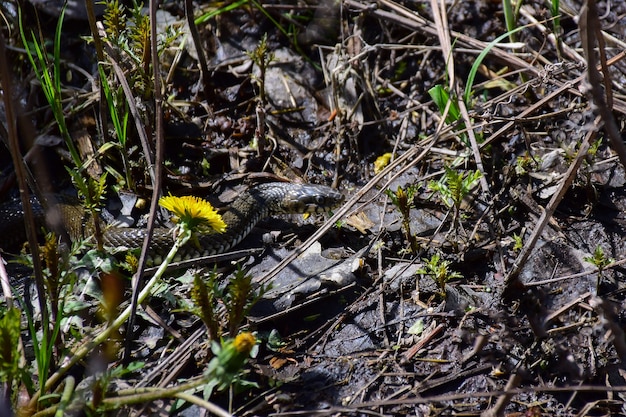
[417,253,463,297]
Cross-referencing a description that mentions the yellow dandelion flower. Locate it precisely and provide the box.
[159,195,227,233]
[233,332,256,355]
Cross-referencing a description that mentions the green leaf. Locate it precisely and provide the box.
[428,85,461,124]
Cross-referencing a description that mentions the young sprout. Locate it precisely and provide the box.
[584,245,614,292]
[584,245,613,272]
[428,166,482,237]
[386,185,420,253]
[512,233,523,253]
[417,253,463,298]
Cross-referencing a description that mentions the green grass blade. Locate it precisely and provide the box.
[463,24,528,106]
[195,0,249,25]
[99,66,126,147]
[250,0,289,38]
[502,0,516,42]
[53,6,66,94]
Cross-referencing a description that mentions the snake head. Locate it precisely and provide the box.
[267,183,345,214]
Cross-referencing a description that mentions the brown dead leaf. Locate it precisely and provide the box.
[345,212,375,234]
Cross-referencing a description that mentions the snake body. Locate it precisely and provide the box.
[0,182,344,262]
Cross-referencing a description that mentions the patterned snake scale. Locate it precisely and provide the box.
[0,182,344,264]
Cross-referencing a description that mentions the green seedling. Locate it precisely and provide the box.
[386,185,420,253]
[428,166,482,231]
[512,232,523,252]
[102,0,126,42]
[22,274,65,403]
[247,34,274,105]
[584,245,614,292]
[587,138,602,160]
[191,272,221,342]
[417,253,463,298]
[515,153,538,176]
[226,267,266,336]
[428,84,482,146]
[99,66,132,189]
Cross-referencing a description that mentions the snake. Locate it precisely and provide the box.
[0,182,344,263]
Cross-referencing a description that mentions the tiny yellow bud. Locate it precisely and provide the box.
[374,152,393,174]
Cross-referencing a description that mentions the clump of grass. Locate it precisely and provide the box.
[98,0,182,189]
[18,6,82,168]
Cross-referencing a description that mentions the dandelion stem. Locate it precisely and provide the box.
[31,229,191,408]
